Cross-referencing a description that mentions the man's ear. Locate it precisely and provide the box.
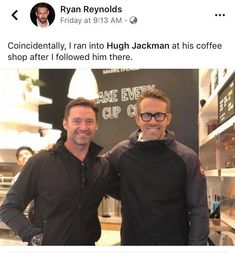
[135,114,141,127]
[63,119,67,130]
[166,113,172,126]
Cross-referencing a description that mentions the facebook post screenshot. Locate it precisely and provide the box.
[0,0,235,253]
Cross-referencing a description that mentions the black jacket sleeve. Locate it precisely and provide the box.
[0,157,43,242]
[101,153,120,200]
[169,141,209,245]
[185,153,209,245]
[106,163,121,200]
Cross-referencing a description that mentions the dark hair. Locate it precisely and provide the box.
[16,146,34,159]
[136,88,171,114]
[64,97,99,120]
[34,2,49,12]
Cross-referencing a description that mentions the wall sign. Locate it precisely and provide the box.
[218,76,234,125]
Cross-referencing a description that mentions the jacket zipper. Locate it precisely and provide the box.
[74,162,87,242]
[41,219,46,244]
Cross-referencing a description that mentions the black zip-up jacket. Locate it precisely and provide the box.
[106,130,209,245]
[0,138,118,245]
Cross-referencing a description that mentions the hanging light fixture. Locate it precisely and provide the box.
[67,69,99,100]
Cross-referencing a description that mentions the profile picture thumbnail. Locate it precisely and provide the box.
[30,2,55,28]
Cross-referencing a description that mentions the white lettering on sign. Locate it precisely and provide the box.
[97,89,118,104]
[121,85,155,101]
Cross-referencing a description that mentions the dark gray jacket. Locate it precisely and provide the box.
[106,129,209,245]
[0,138,118,245]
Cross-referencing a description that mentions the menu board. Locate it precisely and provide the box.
[218,77,235,125]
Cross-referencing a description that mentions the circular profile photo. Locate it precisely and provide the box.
[30,2,55,28]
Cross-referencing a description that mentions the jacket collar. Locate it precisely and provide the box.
[53,134,103,160]
[129,129,175,148]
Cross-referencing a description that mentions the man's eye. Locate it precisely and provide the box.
[86,120,94,124]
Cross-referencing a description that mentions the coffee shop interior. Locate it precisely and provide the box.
[0,68,234,245]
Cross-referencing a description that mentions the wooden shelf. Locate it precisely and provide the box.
[209,219,233,232]
[0,176,13,186]
[0,119,52,132]
[221,212,235,229]
[204,169,235,178]
[205,170,219,177]
[0,221,10,230]
[25,94,52,105]
[200,115,235,146]
[220,168,235,177]
[99,216,121,231]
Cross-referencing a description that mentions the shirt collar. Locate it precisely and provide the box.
[137,131,167,142]
[137,132,145,142]
[36,19,49,27]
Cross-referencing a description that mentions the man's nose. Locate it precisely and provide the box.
[79,121,89,129]
[149,116,157,123]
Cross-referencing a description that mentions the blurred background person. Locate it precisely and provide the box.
[12,146,34,183]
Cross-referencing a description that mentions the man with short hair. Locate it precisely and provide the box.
[0,97,118,245]
[106,88,209,245]
[34,3,50,28]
